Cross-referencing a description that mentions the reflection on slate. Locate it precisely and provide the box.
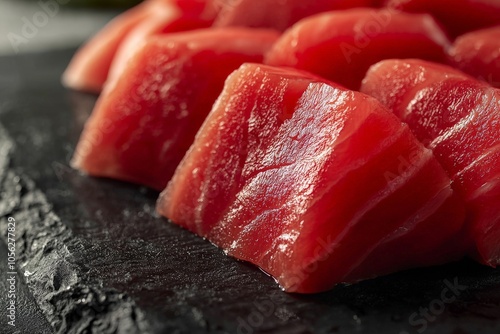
[1,49,500,334]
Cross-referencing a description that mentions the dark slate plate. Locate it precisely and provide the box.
[1,49,500,334]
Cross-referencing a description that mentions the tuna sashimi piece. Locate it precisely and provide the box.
[361,59,500,266]
[213,0,375,32]
[384,0,500,38]
[62,0,216,93]
[449,27,500,88]
[157,63,465,293]
[71,28,279,191]
[265,9,450,90]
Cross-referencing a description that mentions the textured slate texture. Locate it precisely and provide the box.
[1,49,500,334]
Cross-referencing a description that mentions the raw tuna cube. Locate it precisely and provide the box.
[361,59,500,266]
[265,9,450,90]
[62,0,216,93]
[71,28,279,191]
[213,0,376,32]
[384,0,500,38]
[449,27,500,88]
[157,63,465,293]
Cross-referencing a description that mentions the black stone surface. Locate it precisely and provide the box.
[1,49,500,334]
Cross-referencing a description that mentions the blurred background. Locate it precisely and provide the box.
[0,0,141,56]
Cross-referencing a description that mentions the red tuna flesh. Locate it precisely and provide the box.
[213,0,376,32]
[62,0,216,93]
[157,63,465,293]
[449,26,500,88]
[62,1,154,93]
[384,0,500,38]
[265,9,450,90]
[106,4,212,84]
[71,28,279,191]
[361,59,500,265]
